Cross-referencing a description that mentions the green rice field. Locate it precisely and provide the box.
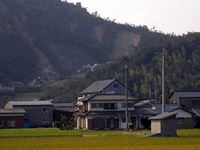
[0,128,200,150]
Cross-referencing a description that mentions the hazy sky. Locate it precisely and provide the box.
[66,0,200,35]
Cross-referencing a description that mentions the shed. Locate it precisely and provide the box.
[0,109,25,128]
[149,112,177,137]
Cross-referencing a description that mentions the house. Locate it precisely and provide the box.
[76,94,135,130]
[0,109,25,128]
[5,100,53,127]
[169,90,200,128]
[169,90,200,108]
[80,79,132,97]
[134,100,157,129]
[134,100,193,129]
[152,104,193,129]
[149,112,177,137]
[76,79,136,130]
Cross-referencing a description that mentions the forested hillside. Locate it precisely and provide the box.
[0,0,200,100]
[0,0,164,83]
[85,33,200,98]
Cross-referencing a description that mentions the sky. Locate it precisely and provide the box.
[65,0,200,35]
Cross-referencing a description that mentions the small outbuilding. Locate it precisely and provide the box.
[0,109,25,128]
[149,112,177,137]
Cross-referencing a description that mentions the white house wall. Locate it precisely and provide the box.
[151,120,161,134]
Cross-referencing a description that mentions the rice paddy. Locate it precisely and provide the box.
[0,128,200,150]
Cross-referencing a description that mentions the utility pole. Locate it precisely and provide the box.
[125,64,129,131]
[148,73,151,98]
[154,74,157,103]
[161,50,165,113]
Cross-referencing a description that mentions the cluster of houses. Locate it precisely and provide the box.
[0,100,75,128]
[0,79,200,130]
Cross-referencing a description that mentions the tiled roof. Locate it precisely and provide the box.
[79,94,135,102]
[80,79,115,94]
[6,100,53,106]
[134,100,153,107]
[149,112,177,120]
[53,102,75,112]
[0,109,25,116]
[191,108,200,117]
[172,91,200,98]
[134,107,157,116]
[91,94,135,101]
[152,104,179,114]
[53,103,74,107]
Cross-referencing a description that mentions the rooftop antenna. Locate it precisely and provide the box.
[162,50,165,113]
[125,64,129,131]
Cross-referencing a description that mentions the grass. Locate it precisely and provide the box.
[0,129,200,150]
[0,128,81,137]
[0,128,150,137]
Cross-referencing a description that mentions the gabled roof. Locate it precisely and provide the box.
[149,112,177,120]
[80,79,116,94]
[134,107,157,116]
[152,104,179,114]
[134,100,153,107]
[191,108,200,117]
[169,90,200,98]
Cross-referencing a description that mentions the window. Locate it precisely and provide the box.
[104,103,117,109]
[0,121,4,128]
[91,103,104,108]
[7,120,16,128]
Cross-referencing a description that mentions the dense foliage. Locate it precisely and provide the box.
[86,33,200,98]
[0,0,156,83]
[0,0,200,100]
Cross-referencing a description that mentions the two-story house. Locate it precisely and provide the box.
[169,90,200,128]
[169,90,200,108]
[76,79,136,130]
